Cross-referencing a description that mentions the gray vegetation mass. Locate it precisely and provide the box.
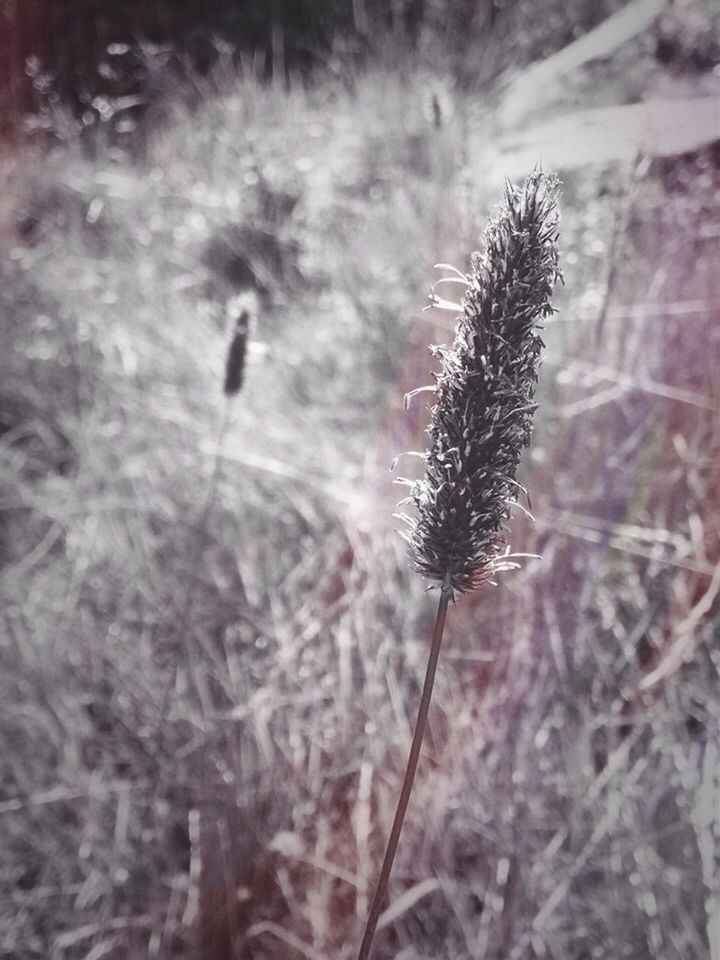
[0,2,719,958]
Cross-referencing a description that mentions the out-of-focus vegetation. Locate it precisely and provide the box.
[2,0,647,136]
[1,2,719,958]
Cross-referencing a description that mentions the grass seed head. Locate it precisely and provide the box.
[404,169,561,595]
[223,306,251,396]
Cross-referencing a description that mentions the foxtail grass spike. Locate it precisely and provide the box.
[404,168,561,595]
[223,307,250,396]
[357,170,560,960]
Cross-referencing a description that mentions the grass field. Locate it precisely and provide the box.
[1,19,719,960]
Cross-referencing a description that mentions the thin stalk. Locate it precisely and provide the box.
[357,586,452,960]
[152,398,236,767]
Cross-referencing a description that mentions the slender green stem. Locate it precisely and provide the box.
[357,586,452,960]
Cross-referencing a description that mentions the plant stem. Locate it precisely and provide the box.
[152,398,236,766]
[357,586,452,960]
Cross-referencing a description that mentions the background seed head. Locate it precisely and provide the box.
[223,306,252,397]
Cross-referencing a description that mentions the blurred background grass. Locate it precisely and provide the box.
[1,2,719,958]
